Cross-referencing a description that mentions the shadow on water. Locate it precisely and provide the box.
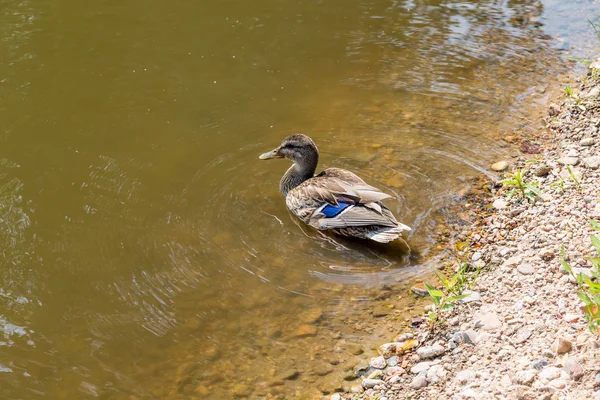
[1,0,599,398]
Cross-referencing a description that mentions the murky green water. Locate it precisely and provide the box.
[1,0,598,398]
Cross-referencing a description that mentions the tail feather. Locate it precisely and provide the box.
[367,227,403,243]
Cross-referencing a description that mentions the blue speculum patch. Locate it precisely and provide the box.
[321,201,351,218]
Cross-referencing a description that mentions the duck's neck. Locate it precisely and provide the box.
[280,159,317,197]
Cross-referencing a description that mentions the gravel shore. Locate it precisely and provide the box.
[333,67,600,400]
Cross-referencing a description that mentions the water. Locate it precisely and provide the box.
[1,0,598,398]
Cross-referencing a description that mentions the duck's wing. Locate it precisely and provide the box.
[286,168,410,232]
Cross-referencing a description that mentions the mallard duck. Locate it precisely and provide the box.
[259,134,411,243]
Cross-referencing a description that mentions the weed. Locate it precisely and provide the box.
[561,222,600,334]
[499,169,541,202]
[565,85,574,97]
[425,248,480,331]
[567,165,582,187]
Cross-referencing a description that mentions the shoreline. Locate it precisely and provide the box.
[331,64,600,400]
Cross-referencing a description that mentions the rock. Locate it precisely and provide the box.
[583,156,600,170]
[549,378,567,389]
[386,355,398,367]
[534,164,552,177]
[539,366,562,381]
[564,313,579,322]
[491,161,509,171]
[585,86,600,98]
[299,308,323,324]
[411,283,429,296]
[473,309,502,331]
[367,369,382,380]
[564,356,584,380]
[232,383,253,397]
[461,290,481,303]
[453,330,476,345]
[557,157,579,166]
[427,364,447,383]
[539,248,555,260]
[416,344,445,359]
[330,394,342,400]
[372,306,391,317]
[548,103,561,116]
[347,344,364,355]
[472,251,482,261]
[362,378,384,389]
[294,325,317,338]
[276,368,300,381]
[395,339,417,355]
[503,255,522,267]
[580,137,596,146]
[411,374,428,389]
[314,362,333,376]
[515,328,533,344]
[532,358,549,370]
[513,369,537,385]
[386,366,405,376]
[493,198,508,209]
[394,332,414,342]
[517,264,535,275]
[410,361,433,374]
[350,384,364,394]
[369,356,386,369]
[378,343,396,358]
[551,337,573,354]
[456,369,475,384]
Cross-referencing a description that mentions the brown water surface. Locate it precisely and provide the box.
[1,0,599,398]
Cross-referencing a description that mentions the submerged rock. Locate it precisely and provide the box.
[491,161,509,171]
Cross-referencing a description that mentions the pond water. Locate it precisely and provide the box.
[1,0,599,398]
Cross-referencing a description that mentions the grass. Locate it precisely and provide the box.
[425,247,481,331]
[499,169,541,202]
[561,220,600,334]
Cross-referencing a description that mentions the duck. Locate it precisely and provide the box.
[259,134,411,243]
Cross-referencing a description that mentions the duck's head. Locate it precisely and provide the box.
[259,134,319,167]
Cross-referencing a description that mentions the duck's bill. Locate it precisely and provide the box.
[259,149,283,160]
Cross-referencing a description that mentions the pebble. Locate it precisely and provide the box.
[378,343,396,358]
[583,156,600,170]
[386,355,398,367]
[513,369,538,385]
[515,328,533,344]
[580,137,596,146]
[549,378,567,389]
[473,309,502,331]
[493,198,508,209]
[427,364,447,383]
[410,283,428,297]
[410,361,433,374]
[370,356,387,369]
[491,160,509,171]
[517,264,535,275]
[564,356,585,381]
[293,324,317,338]
[299,308,323,324]
[456,369,475,384]
[461,290,482,303]
[564,313,579,323]
[362,379,384,389]
[411,374,428,389]
[532,358,549,370]
[557,157,579,166]
[539,366,562,381]
[551,337,573,354]
[416,344,445,359]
